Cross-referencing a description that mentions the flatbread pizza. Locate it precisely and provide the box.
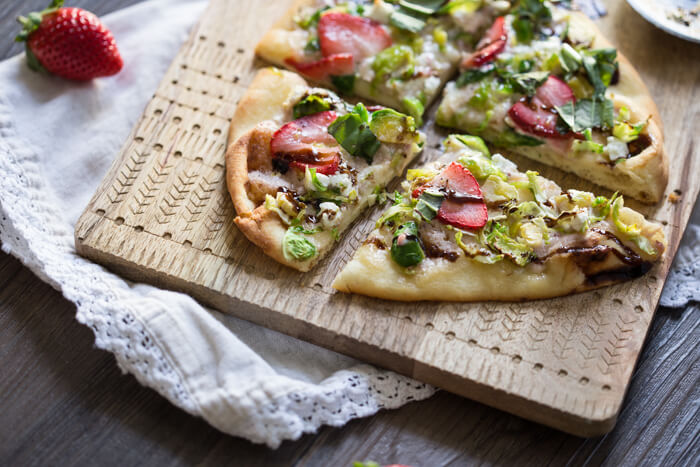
[333,134,666,301]
[436,2,667,203]
[226,68,424,271]
[255,0,510,123]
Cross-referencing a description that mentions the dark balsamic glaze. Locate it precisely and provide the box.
[538,228,651,284]
[365,237,387,250]
[628,133,652,157]
[272,157,290,174]
[424,244,459,262]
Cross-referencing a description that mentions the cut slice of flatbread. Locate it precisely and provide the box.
[436,6,667,203]
[333,134,666,301]
[226,68,424,271]
[255,0,509,123]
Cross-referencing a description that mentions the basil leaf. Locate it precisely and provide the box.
[582,48,618,98]
[330,74,356,95]
[456,66,494,87]
[512,0,552,44]
[415,190,444,221]
[555,97,614,132]
[328,109,381,163]
[304,37,320,53]
[293,94,331,119]
[510,70,550,96]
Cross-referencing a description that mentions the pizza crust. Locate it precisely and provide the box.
[333,202,666,302]
[225,68,328,271]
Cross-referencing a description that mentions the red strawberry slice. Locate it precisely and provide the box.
[535,75,575,108]
[270,111,341,175]
[461,16,507,68]
[285,53,354,81]
[318,12,392,62]
[413,162,488,230]
[508,76,576,139]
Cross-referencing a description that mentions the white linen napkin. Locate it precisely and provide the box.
[0,0,696,448]
[0,0,435,448]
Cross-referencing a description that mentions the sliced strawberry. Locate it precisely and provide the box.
[413,162,488,230]
[535,75,575,108]
[285,53,354,81]
[270,111,341,175]
[508,102,564,139]
[318,12,392,62]
[508,76,576,139]
[461,16,507,68]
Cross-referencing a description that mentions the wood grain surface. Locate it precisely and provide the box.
[74,0,699,437]
[1,1,698,466]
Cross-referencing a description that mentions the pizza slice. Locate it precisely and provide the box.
[255,0,510,123]
[436,1,668,203]
[332,134,666,301]
[226,68,424,271]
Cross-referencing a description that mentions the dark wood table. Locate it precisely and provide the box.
[1,1,698,465]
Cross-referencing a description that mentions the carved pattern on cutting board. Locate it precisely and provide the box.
[157,171,197,225]
[108,150,149,205]
[183,176,220,230]
[130,162,172,216]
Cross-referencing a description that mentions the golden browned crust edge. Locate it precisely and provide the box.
[225,68,317,272]
[574,12,668,204]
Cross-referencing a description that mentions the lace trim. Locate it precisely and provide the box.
[0,95,435,448]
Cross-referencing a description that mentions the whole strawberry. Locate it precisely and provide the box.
[15,0,123,81]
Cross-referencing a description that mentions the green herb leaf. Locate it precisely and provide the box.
[456,66,494,87]
[582,48,618,97]
[328,104,381,163]
[304,37,320,53]
[330,74,356,95]
[511,0,552,44]
[510,70,550,96]
[293,94,331,119]
[415,190,444,221]
[555,97,614,132]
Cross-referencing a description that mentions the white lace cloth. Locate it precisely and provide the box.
[0,0,696,449]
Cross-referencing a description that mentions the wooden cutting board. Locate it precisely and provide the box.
[75,0,699,436]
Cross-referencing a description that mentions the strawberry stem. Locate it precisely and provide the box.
[15,0,65,42]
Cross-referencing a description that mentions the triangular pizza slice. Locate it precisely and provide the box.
[256,0,509,124]
[436,1,667,203]
[333,134,666,301]
[226,68,424,271]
